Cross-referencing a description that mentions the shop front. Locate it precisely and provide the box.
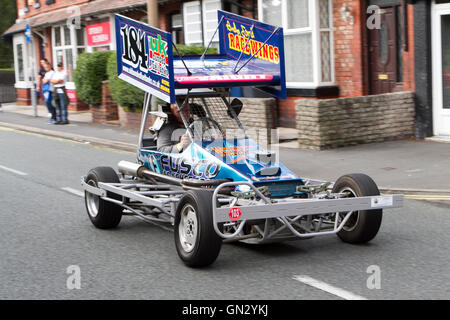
[3,0,147,108]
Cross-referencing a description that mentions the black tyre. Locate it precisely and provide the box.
[332,173,383,244]
[174,190,222,267]
[84,167,123,229]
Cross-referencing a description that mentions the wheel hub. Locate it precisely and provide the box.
[86,180,100,218]
[179,204,198,253]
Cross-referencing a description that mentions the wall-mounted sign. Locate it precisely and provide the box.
[86,22,111,46]
[25,24,31,43]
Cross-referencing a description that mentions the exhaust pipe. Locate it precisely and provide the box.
[118,161,183,186]
[118,161,233,192]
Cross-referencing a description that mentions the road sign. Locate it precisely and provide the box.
[25,24,31,43]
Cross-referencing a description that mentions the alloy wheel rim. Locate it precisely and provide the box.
[178,204,198,253]
[86,180,100,218]
[339,187,360,232]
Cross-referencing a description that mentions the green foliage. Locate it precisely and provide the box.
[0,1,17,68]
[174,44,218,56]
[105,44,217,111]
[106,52,145,110]
[73,51,112,105]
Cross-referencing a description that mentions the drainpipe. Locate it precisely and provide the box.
[147,0,159,27]
[147,0,159,111]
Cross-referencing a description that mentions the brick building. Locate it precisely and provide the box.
[3,0,450,138]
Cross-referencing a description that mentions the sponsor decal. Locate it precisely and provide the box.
[210,146,256,164]
[116,15,174,103]
[226,21,280,64]
[229,207,242,221]
[159,155,221,180]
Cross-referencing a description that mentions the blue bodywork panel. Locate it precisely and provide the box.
[139,139,303,197]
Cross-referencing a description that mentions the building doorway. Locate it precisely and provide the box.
[367,5,403,95]
[432,2,450,136]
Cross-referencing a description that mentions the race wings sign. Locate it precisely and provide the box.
[115,14,175,104]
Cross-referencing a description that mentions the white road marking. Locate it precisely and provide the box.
[293,275,368,300]
[62,187,85,198]
[0,164,28,176]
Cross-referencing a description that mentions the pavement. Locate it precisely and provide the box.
[1,102,450,193]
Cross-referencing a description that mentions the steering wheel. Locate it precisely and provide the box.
[189,117,223,141]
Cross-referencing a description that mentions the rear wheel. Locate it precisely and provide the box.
[85,167,123,229]
[174,190,222,267]
[332,173,382,244]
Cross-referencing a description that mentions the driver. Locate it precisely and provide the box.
[156,103,191,153]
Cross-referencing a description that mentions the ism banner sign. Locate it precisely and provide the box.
[115,14,175,104]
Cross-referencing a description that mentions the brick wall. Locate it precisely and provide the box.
[238,98,277,144]
[158,1,181,31]
[402,4,415,92]
[18,0,90,19]
[333,0,366,97]
[16,88,31,105]
[91,81,119,124]
[118,106,143,130]
[296,92,415,150]
[277,97,302,128]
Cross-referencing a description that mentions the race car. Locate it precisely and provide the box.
[81,12,403,267]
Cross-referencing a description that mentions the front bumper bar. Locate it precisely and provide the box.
[212,181,403,239]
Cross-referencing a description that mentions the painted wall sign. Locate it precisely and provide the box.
[87,22,111,46]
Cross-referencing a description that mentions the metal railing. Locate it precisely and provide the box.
[0,86,16,103]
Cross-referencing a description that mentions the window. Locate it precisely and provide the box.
[13,34,27,85]
[183,0,222,46]
[16,43,24,81]
[53,24,86,82]
[202,0,221,44]
[183,1,203,45]
[259,0,333,87]
[170,12,184,44]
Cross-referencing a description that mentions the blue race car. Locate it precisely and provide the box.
[82,12,403,267]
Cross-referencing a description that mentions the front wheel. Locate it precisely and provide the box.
[174,190,222,267]
[84,167,123,229]
[332,173,383,244]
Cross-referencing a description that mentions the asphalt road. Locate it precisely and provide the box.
[0,126,449,300]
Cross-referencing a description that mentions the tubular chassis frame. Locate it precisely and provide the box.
[81,92,403,243]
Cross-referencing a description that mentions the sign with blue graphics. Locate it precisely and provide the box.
[25,24,31,43]
[217,10,286,99]
[115,14,175,104]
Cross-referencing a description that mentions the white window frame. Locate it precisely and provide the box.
[202,0,222,45]
[431,1,450,136]
[183,1,204,45]
[183,0,222,46]
[52,24,80,84]
[258,0,334,88]
[13,33,29,88]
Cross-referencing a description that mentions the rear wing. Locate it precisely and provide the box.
[115,12,286,104]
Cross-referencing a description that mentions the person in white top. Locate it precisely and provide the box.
[51,62,69,124]
[41,62,57,123]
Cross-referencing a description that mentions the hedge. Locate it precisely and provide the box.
[174,44,218,56]
[73,51,112,106]
[106,52,146,111]
[106,44,217,111]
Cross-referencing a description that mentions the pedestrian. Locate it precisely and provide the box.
[36,58,49,106]
[51,62,69,125]
[41,61,57,124]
